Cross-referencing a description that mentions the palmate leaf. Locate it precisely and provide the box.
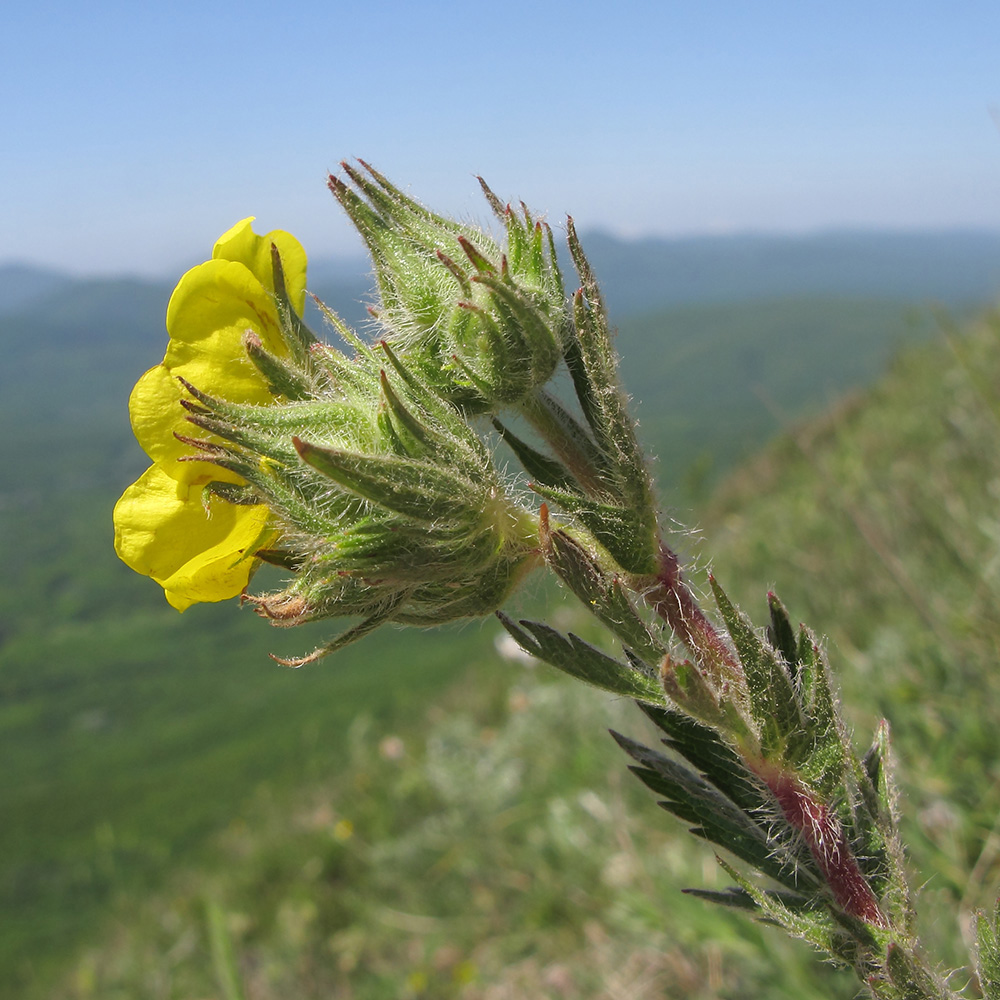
[497,614,664,704]
[713,858,868,965]
[637,703,772,818]
[611,732,817,893]
[633,704,824,884]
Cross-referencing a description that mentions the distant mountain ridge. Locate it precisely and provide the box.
[5,228,1000,325]
[0,263,80,313]
[577,229,1000,316]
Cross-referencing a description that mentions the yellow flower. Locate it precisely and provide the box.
[113,219,308,611]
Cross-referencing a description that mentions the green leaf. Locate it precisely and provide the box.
[713,858,852,960]
[612,731,816,892]
[637,703,768,817]
[683,886,812,913]
[497,614,664,705]
[709,577,804,759]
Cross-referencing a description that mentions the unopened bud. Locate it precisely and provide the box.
[328,161,568,411]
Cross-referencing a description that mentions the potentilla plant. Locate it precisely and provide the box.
[114,165,997,999]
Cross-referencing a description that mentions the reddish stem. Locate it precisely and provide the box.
[646,540,886,928]
[764,768,887,927]
[648,542,743,685]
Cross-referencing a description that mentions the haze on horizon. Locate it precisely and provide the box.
[5,0,1000,278]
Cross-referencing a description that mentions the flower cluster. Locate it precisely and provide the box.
[329,161,568,411]
[113,213,541,662]
[111,166,993,999]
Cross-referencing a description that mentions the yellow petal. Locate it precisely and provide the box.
[213,217,308,316]
[164,257,286,400]
[127,364,245,487]
[113,465,271,610]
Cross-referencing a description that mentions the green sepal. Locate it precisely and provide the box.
[562,333,606,456]
[709,577,804,760]
[564,220,651,499]
[376,342,492,468]
[519,389,612,493]
[348,159,458,231]
[254,547,304,571]
[884,942,950,1000]
[181,409,301,466]
[457,235,496,275]
[476,175,506,221]
[491,418,575,491]
[272,592,408,668]
[861,720,898,825]
[497,613,664,705]
[203,481,264,507]
[434,249,473,295]
[545,528,667,663]
[660,656,732,729]
[566,215,605,318]
[850,721,910,926]
[311,296,369,354]
[242,332,314,401]
[270,241,317,362]
[293,438,482,523]
[319,518,502,581]
[472,271,564,366]
[767,592,799,675]
[532,482,659,575]
[378,370,433,457]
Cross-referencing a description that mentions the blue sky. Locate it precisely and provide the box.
[4,0,1000,275]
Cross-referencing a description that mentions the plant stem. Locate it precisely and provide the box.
[645,540,743,685]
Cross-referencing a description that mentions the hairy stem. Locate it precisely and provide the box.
[761,766,887,927]
[646,541,744,685]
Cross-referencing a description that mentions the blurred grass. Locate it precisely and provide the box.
[706,309,1000,976]
[2,596,500,995]
[58,665,854,1000]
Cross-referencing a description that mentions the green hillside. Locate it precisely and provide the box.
[43,308,1000,998]
[704,312,1000,973]
[616,297,940,497]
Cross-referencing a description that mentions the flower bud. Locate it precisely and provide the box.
[113,221,542,662]
[328,161,568,411]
